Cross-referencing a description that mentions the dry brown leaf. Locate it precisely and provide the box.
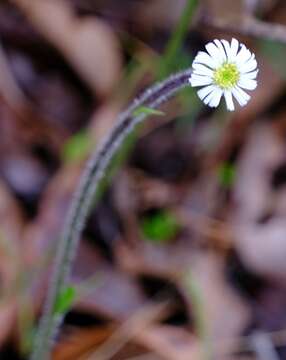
[0,303,17,347]
[203,0,245,20]
[53,326,114,360]
[23,164,80,264]
[72,242,146,320]
[231,123,286,283]
[117,238,196,280]
[137,0,188,29]
[0,180,24,345]
[136,325,200,360]
[181,252,250,342]
[12,0,122,98]
[54,302,169,360]
[89,101,122,143]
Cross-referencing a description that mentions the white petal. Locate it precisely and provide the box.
[235,45,252,65]
[232,86,250,106]
[221,39,232,61]
[193,51,217,69]
[190,74,213,87]
[214,39,227,62]
[236,86,251,101]
[203,90,215,106]
[239,57,257,73]
[231,88,246,106]
[241,69,258,80]
[238,78,257,90]
[197,85,216,100]
[190,38,258,111]
[205,42,224,66]
[190,73,212,82]
[209,88,223,107]
[192,63,214,77]
[230,38,239,60]
[224,90,235,111]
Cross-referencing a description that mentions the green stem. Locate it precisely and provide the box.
[184,270,212,360]
[30,68,193,360]
[159,0,198,77]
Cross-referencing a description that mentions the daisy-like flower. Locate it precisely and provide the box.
[189,38,258,111]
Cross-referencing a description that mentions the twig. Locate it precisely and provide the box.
[85,301,170,360]
[129,328,286,360]
[0,41,26,109]
[30,68,192,360]
[200,14,286,43]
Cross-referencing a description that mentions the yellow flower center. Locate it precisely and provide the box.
[213,63,239,89]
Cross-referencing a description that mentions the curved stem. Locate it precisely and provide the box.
[30,68,192,360]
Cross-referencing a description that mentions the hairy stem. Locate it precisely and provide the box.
[30,68,192,360]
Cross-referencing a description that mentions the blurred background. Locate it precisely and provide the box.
[1,0,286,359]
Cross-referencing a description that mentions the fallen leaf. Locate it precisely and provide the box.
[12,0,122,98]
[231,123,286,282]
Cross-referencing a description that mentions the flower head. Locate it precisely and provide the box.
[189,38,258,111]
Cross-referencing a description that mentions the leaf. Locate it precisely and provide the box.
[140,210,180,243]
[13,0,122,96]
[132,106,165,117]
[217,162,236,188]
[54,285,76,315]
[62,130,92,163]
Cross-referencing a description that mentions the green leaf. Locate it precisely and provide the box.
[141,210,180,243]
[217,162,236,188]
[132,106,165,117]
[54,285,76,315]
[62,130,92,163]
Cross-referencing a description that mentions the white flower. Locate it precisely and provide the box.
[189,38,258,111]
